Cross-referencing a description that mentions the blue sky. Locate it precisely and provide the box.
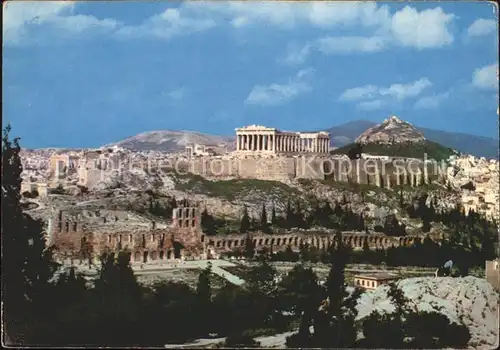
[3,1,499,148]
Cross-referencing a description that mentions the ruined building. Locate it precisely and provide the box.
[48,204,437,264]
[48,206,206,263]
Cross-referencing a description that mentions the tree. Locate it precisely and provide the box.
[196,262,213,334]
[271,205,278,226]
[277,264,323,322]
[240,206,251,233]
[260,203,268,227]
[244,235,255,260]
[200,207,216,235]
[2,125,58,344]
[303,231,360,348]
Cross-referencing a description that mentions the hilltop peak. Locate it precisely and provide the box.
[355,116,425,144]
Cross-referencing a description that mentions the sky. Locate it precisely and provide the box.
[3,0,499,148]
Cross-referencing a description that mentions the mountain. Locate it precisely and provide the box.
[331,116,456,161]
[327,120,498,159]
[355,116,425,144]
[105,130,235,152]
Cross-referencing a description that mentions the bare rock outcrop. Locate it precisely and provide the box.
[356,116,426,145]
[356,276,499,349]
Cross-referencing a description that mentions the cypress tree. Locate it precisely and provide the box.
[260,203,268,227]
[240,206,250,233]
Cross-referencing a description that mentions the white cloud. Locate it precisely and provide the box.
[307,1,391,28]
[245,68,314,106]
[317,36,388,54]
[339,78,432,102]
[390,6,455,49]
[379,78,432,100]
[202,1,391,29]
[280,4,455,64]
[357,100,384,111]
[414,92,450,109]
[282,42,312,65]
[466,18,497,38]
[3,1,120,44]
[339,85,379,102]
[114,8,215,40]
[472,64,498,90]
[167,87,185,101]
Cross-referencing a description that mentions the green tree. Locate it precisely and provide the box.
[240,206,251,233]
[271,205,278,226]
[306,231,361,348]
[196,262,213,334]
[200,207,216,235]
[260,203,268,227]
[244,235,255,260]
[2,125,59,345]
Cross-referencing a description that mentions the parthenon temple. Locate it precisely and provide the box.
[235,125,330,154]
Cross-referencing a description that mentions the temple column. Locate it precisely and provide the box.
[386,175,391,189]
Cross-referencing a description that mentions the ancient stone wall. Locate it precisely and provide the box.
[50,207,205,263]
[206,230,434,255]
[184,154,440,186]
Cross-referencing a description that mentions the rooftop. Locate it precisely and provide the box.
[354,272,399,280]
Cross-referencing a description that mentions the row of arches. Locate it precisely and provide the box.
[208,233,419,252]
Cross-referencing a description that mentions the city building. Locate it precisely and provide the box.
[354,272,399,290]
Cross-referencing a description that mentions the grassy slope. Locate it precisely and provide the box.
[172,172,300,201]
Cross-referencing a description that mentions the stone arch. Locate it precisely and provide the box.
[265,238,269,245]
[271,238,275,245]
[159,250,165,260]
[259,238,263,246]
[134,251,141,262]
[277,238,281,246]
[150,251,157,260]
[143,251,148,263]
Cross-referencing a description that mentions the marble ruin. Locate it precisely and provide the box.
[235,125,330,154]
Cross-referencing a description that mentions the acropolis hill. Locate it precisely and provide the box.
[20,117,499,223]
[15,116,499,296]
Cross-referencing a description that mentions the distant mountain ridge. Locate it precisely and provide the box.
[105,130,234,152]
[103,120,497,159]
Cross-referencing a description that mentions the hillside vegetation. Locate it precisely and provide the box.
[332,140,456,161]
